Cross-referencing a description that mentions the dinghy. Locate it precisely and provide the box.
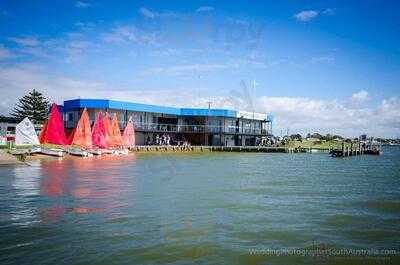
[113,149,129,155]
[67,147,93,157]
[99,149,113,154]
[30,146,42,154]
[88,149,102,155]
[40,147,64,157]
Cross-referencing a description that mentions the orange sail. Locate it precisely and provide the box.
[122,116,135,147]
[69,108,92,148]
[109,113,123,147]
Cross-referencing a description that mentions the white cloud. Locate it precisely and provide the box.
[196,6,214,12]
[138,7,178,19]
[140,63,229,76]
[351,90,369,103]
[75,1,91,8]
[148,48,180,57]
[311,56,335,64]
[322,8,335,16]
[0,63,398,137]
[8,36,40,46]
[74,21,96,29]
[139,7,155,18]
[294,10,319,22]
[102,25,158,45]
[140,59,267,76]
[0,45,15,59]
[254,96,399,137]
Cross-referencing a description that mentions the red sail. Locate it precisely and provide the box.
[92,112,107,149]
[39,121,48,144]
[69,108,92,148]
[39,103,67,145]
[67,127,76,145]
[122,116,135,147]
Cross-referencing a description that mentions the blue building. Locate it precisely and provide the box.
[62,99,273,146]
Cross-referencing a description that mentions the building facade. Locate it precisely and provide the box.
[62,99,273,146]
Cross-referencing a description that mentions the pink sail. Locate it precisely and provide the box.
[103,112,113,147]
[122,116,135,147]
[92,112,108,149]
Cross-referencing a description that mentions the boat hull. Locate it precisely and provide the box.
[40,148,64,157]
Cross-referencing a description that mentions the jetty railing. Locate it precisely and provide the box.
[329,141,381,157]
[131,145,292,153]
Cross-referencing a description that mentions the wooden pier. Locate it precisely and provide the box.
[3,144,381,162]
[329,142,381,157]
[131,145,301,153]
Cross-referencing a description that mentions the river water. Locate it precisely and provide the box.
[1,147,399,264]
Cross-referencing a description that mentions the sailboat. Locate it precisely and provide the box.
[122,116,135,149]
[15,117,40,146]
[39,104,67,145]
[67,108,93,157]
[110,114,128,155]
[38,104,66,157]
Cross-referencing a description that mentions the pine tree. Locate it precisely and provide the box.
[10,89,49,123]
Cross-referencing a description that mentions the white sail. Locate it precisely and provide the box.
[15,117,40,145]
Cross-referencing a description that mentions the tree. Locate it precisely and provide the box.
[290,134,302,141]
[311,132,323,139]
[10,89,49,123]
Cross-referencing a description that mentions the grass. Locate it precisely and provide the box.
[40,143,65,149]
[0,143,65,150]
[0,144,33,149]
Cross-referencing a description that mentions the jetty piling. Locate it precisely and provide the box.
[329,141,381,157]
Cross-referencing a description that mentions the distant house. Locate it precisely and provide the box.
[0,116,20,141]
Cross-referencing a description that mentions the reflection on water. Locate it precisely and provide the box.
[1,148,400,265]
[10,161,42,226]
[39,155,136,222]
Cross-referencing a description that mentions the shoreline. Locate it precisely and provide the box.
[2,144,393,165]
[0,146,294,165]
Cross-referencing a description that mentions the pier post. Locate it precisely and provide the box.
[341,142,345,156]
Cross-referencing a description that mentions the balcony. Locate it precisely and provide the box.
[133,122,267,135]
[64,120,267,135]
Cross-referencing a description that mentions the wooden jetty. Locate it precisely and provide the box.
[329,142,381,157]
[131,145,298,153]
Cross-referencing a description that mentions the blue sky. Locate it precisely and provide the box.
[0,0,399,137]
